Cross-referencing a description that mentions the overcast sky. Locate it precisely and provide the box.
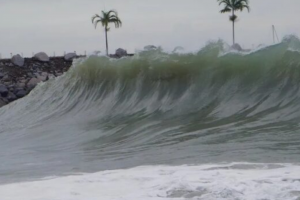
[0,0,300,57]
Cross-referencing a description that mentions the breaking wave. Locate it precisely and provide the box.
[1,35,300,199]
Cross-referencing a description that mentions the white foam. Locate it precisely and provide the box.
[1,163,300,200]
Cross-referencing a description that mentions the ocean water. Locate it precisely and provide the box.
[1,36,300,199]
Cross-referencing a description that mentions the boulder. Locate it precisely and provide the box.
[16,82,26,88]
[11,54,25,67]
[41,72,48,77]
[2,75,11,82]
[27,78,41,89]
[15,89,27,98]
[144,45,157,51]
[0,98,7,108]
[115,48,127,57]
[232,43,243,51]
[33,52,50,62]
[37,74,48,82]
[0,85,8,97]
[3,81,12,86]
[48,74,56,79]
[7,92,17,102]
[8,84,15,90]
[19,79,26,83]
[64,53,77,61]
[0,73,4,79]
[27,72,35,78]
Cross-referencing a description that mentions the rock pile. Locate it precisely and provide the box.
[0,52,77,108]
[0,50,133,108]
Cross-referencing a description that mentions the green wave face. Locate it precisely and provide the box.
[67,35,300,118]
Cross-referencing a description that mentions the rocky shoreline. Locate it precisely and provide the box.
[0,49,134,108]
[0,53,78,108]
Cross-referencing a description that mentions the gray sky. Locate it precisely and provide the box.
[0,0,300,57]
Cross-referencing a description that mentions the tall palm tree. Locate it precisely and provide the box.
[92,10,122,56]
[217,0,250,45]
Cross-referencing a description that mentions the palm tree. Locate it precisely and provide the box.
[92,10,122,56]
[217,0,250,45]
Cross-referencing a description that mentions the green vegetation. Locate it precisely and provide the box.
[92,10,122,55]
[218,0,250,45]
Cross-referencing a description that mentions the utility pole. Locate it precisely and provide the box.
[272,25,275,44]
[272,25,279,44]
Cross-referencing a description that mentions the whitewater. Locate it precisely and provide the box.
[1,36,300,199]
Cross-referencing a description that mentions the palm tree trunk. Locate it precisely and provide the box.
[232,10,235,45]
[105,28,109,56]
